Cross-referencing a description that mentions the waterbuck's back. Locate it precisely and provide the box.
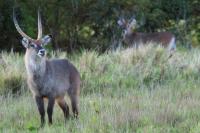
[125,32,175,47]
[49,59,80,95]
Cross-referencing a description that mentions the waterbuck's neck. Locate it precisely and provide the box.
[123,31,138,45]
[24,49,46,77]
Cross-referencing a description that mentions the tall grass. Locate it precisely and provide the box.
[1,45,200,132]
[0,52,26,95]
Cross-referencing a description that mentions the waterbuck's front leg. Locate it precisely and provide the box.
[35,96,45,127]
[47,97,55,125]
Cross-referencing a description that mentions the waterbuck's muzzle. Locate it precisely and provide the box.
[37,48,45,57]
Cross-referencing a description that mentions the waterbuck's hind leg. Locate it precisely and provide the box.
[57,97,70,121]
[47,97,55,125]
[68,90,79,118]
[35,96,45,127]
[71,95,79,118]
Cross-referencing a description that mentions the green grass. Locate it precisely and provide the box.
[1,45,200,132]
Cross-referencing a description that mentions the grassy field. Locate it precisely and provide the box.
[1,45,200,133]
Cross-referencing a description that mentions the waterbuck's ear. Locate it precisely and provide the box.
[41,35,52,46]
[128,17,137,29]
[117,18,127,29]
[117,19,124,26]
[21,37,30,48]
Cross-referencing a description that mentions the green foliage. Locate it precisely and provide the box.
[0,0,199,52]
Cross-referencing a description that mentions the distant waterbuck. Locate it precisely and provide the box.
[13,9,81,127]
[117,17,176,51]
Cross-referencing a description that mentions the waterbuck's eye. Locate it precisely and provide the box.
[30,44,36,48]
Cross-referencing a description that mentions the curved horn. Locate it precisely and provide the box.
[37,9,42,40]
[13,9,34,41]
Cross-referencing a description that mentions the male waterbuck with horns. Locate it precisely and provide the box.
[117,17,176,51]
[13,9,81,127]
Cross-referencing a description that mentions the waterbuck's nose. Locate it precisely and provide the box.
[38,49,45,57]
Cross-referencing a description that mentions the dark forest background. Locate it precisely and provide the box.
[0,0,199,52]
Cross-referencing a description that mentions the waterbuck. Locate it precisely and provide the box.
[13,9,81,127]
[117,17,176,51]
